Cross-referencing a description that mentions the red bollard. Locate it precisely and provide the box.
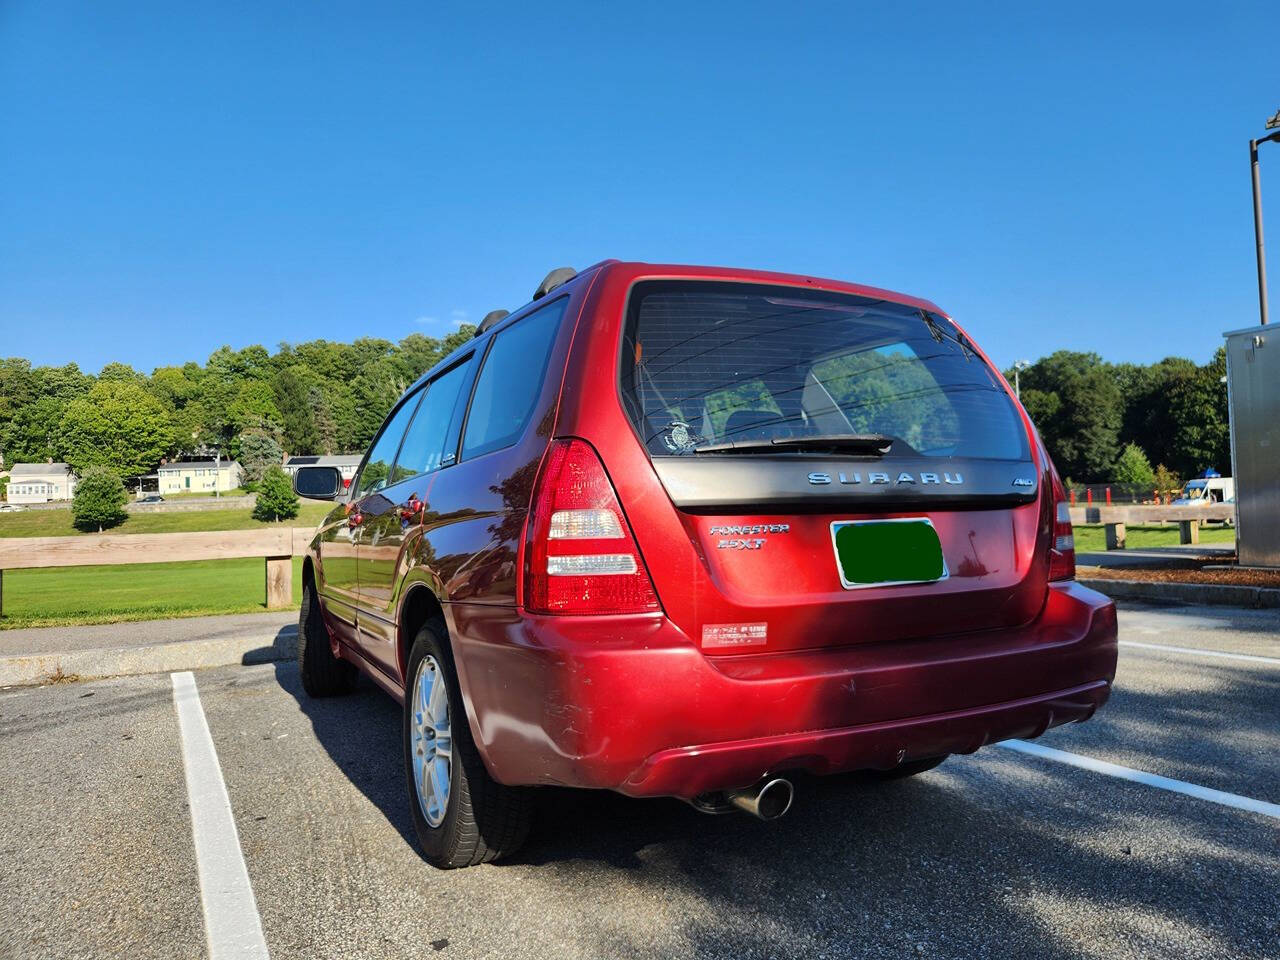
[1070,488,1077,505]
[1086,488,1093,505]
[1105,487,1112,505]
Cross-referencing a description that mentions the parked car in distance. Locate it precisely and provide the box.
[293,260,1119,869]
[136,495,165,504]
[0,503,26,512]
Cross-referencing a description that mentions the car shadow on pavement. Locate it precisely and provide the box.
[263,651,1278,959]
[268,654,418,848]
[513,761,1278,959]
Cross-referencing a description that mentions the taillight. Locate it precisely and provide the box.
[1048,470,1075,581]
[522,438,660,615]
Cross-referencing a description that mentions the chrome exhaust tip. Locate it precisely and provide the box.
[725,777,794,821]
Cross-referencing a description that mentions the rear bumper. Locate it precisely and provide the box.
[446,581,1117,799]
[622,680,1108,797]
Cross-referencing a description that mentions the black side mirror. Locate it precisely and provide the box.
[294,466,343,500]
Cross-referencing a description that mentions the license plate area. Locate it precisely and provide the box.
[830,518,948,589]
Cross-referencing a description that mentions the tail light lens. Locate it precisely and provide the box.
[1048,469,1075,581]
[522,438,660,614]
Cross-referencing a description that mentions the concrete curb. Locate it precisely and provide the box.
[0,627,298,687]
[1080,577,1280,609]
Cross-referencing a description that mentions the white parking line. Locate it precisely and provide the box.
[172,671,270,960]
[1119,639,1280,665]
[997,739,1280,821]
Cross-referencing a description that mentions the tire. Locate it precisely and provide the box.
[403,620,532,868]
[297,579,356,697]
[866,755,948,780]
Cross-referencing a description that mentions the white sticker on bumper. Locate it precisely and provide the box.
[701,622,768,649]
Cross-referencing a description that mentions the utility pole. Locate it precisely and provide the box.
[1013,359,1030,399]
[1250,110,1280,325]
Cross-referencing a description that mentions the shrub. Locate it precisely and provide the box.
[72,467,129,532]
[239,429,283,491]
[1153,463,1181,498]
[252,465,299,523]
[1113,443,1155,487]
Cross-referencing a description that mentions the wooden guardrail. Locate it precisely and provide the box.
[1067,504,1235,526]
[0,527,314,615]
[1066,504,1236,551]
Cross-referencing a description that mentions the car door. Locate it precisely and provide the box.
[344,389,424,664]
[314,499,361,629]
[354,356,474,677]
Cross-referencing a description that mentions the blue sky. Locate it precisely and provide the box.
[1,1,1277,374]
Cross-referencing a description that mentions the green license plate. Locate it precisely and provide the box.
[830,519,948,589]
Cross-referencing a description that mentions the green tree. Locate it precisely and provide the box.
[3,396,67,464]
[1165,348,1230,477]
[148,365,201,411]
[1018,351,1122,481]
[71,467,129,532]
[1114,356,1198,471]
[273,366,322,454]
[207,344,272,382]
[252,466,299,523]
[97,362,145,383]
[59,381,173,478]
[228,380,282,434]
[0,358,37,464]
[239,430,283,490]
[34,362,93,402]
[1113,443,1156,486]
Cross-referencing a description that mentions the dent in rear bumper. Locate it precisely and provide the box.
[446,581,1118,798]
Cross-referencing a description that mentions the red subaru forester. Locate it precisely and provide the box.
[292,261,1118,869]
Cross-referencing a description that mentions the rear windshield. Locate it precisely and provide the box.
[620,281,1028,460]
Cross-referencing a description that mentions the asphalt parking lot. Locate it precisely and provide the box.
[1,602,1277,960]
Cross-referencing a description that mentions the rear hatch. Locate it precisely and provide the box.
[617,279,1051,655]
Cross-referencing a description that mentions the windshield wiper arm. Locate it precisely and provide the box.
[920,310,975,361]
[693,433,895,456]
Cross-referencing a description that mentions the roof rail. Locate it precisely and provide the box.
[475,309,509,336]
[533,267,576,300]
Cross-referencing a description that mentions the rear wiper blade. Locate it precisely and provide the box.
[920,310,975,361]
[694,434,895,456]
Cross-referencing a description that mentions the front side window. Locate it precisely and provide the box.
[461,299,566,460]
[355,388,424,497]
[392,359,472,482]
[621,281,1026,461]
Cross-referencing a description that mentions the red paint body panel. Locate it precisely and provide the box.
[446,582,1115,797]
[306,260,1119,801]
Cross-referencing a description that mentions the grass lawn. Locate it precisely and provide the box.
[0,556,304,630]
[0,501,332,538]
[1073,523,1235,553]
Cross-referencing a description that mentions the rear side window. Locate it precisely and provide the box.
[461,299,567,460]
[354,389,423,497]
[393,359,472,481]
[620,281,1027,460]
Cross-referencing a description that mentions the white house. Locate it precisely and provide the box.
[157,459,244,494]
[7,463,78,503]
[283,455,363,489]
